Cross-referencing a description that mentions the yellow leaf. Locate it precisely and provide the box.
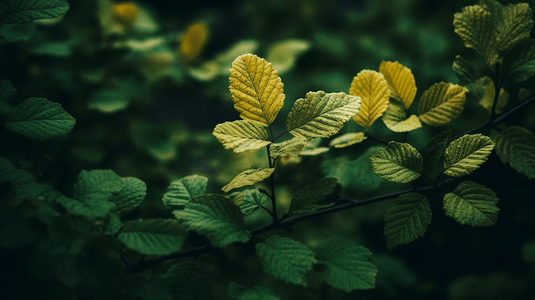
[453,5,500,66]
[213,120,271,153]
[349,70,390,128]
[270,137,307,159]
[266,39,311,74]
[222,168,275,193]
[229,54,285,127]
[180,22,209,63]
[382,100,422,132]
[286,91,361,140]
[329,133,366,148]
[379,61,417,109]
[477,77,508,114]
[418,82,468,126]
[112,2,138,26]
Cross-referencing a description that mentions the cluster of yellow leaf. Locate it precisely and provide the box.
[349,61,468,133]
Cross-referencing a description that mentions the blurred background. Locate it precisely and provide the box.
[1,0,534,299]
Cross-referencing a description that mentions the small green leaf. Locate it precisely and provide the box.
[0,0,70,24]
[162,175,208,211]
[222,168,274,193]
[74,170,123,202]
[174,194,250,247]
[255,235,316,286]
[443,181,499,227]
[4,97,76,141]
[329,132,366,148]
[315,239,377,291]
[491,126,535,179]
[110,177,147,217]
[423,130,451,174]
[104,214,122,235]
[0,80,17,103]
[270,137,306,159]
[370,141,423,183]
[228,283,280,300]
[163,257,219,300]
[300,138,330,156]
[503,39,535,81]
[444,134,495,177]
[382,99,422,133]
[418,82,468,126]
[287,177,337,217]
[266,39,311,75]
[88,89,130,114]
[384,193,432,249]
[119,219,186,255]
[496,3,533,52]
[452,55,479,85]
[55,196,115,218]
[239,188,269,216]
[213,120,271,153]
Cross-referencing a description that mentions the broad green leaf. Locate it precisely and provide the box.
[423,130,451,174]
[119,219,186,255]
[0,0,70,24]
[496,3,533,52]
[453,55,479,85]
[383,193,432,249]
[228,283,280,300]
[229,54,285,126]
[270,137,306,159]
[213,120,271,153]
[222,168,274,193]
[163,175,208,211]
[110,177,147,217]
[453,5,500,66]
[286,91,361,140]
[266,39,311,74]
[255,235,316,286]
[443,181,499,227]
[382,99,422,132]
[179,22,209,63]
[287,177,337,217]
[491,126,535,179]
[315,239,377,291]
[503,39,535,81]
[349,70,390,128]
[379,61,417,109]
[0,80,17,103]
[174,194,250,247]
[239,188,269,216]
[478,77,508,114]
[444,134,495,177]
[55,196,116,218]
[418,82,468,126]
[104,213,122,235]
[370,142,423,183]
[329,132,366,148]
[4,97,76,141]
[163,257,219,300]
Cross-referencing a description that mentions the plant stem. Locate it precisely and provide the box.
[267,127,278,223]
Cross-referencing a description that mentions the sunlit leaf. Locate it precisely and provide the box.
[228,283,280,300]
[443,181,499,227]
[383,193,432,249]
[503,39,535,81]
[179,22,209,63]
[286,91,361,140]
[491,126,535,179]
[329,132,366,148]
[349,70,390,128]
[255,235,316,286]
[163,257,219,300]
[370,142,423,183]
[452,55,479,85]
[270,137,306,159]
[418,82,468,126]
[213,120,271,153]
[423,130,451,174]
[378,61,417,109]
[229,54,285,126]
[239,188,269,216]
[266,39,311,74]
[163,175,208,211]
[444,134,495,177]
[0,80,17,103]
[478,77,508,114]
[222,168,275,193]
[118,219,186,255]
[0,0,70,24]
[287,177,337,217]
[382,99,422,132]
[315,238,377,291]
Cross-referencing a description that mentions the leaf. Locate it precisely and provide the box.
[418,82,468,126]
[110,177,147,217]
[270,137,306,159]
[496,3,533,52]
[503,39,535,81]
[213,120,271,153]
[74,170,124,202]
[382,99,422,132]
[229,54,285,126]
[179,22,209,63]
[0,80,17,103]
[329,132,366,148]
[453,5,500,66]
[315,239,377,291]
[222,168,274,193]
[239,188,269,216]
[423,130,451,174]
[443,134,495,177]
[163,257,219,300]
[383,193,432,249]
[55,196,116,218]
[255,235,316,286]
[118,219,186,255]
[478,77,508,114]
[349,70,390,128]
[163,175,208,211]
[287,178,337,216]
[174,194,250,247]
[452,55,479,85]
[378,61,417,109]
[286,91,361,140]
[112,2,138,26]
[0,0,70,24]
[443,181,499,227]
[266,39,311,74]
[88,89,130,114]
[370,142,423,183]
[215,40,259,69]
[4,97,76,141]
[300,138,330,156]
[491,126,535,179]
[228,283,280,300]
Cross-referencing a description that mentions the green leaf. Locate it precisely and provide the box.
[287,177,337,217]
[491,126,535,179]
[418,82,468,126]
[452,55,479,85]
[55,196,116,218]
[0,80,17,103]
[0,0,70,24]
[443,181,499,227]
[329,132,366,148]
[222,168,275,193]
[228,283,280,300]
[213,120,271,153]
[492,2,533,52]
[444,134,495,177]
[383,193,432,250]
[255,235,316,286]
[503,39,535,81]
[423,130,451,174]
[104,213,122,235]
[88,88,130,114]
[163,257,219,300]
[239,188,269,216]
[162,175,208,211]
[382,99,422,132]
[477,77,509,114]
[174,194,250,247]
[110,177,147,217]
[286,91,361,140]
[266,39,311,75]
[270,137,306,159]
[300,138,330,156]
[370,142,423,183]
[118,219,186,255]
[315,239,377,291]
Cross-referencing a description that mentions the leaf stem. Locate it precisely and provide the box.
[490,63,501,121]
[364,131,388,145]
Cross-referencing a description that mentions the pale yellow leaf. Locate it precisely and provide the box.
[349,70,390,128]
[382,100,422,133]
[266,39,311,74]
[229,54,285,126]
[418,82,468,126]
[222,168,275,193]
[329,133,366,148]
[477,77,508,114]
[378,61,417,109]
[213,120,271,153]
